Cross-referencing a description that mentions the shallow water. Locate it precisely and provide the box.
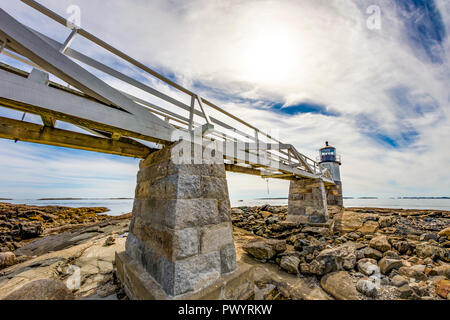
[3,198,450,216]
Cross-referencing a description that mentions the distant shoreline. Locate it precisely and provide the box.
[36,198,134,201]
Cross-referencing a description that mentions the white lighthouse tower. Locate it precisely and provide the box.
[319,141,343,207]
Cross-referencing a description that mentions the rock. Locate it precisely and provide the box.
[369,235,391,252]
[438,227,450,240]
[333,211,372,233]
[104,236,115,246]
[357,258,380,276]
[267,239,287,253]
[359,247,383,260]
[0,252,17,269]
[409,281,430,297]
[358,221,378,234]
[383,250,400,259]
[302,243,357,276]
[356,279,378,298]
[435,279,450,299]
[293,239,310,251]
[378,257,403,275]
[398,265,427,281]
[320,271,360,300]
[3,279,75,300]
[378,216,396,228]
[419,233,438,242]
[429,265,450,279]
[416,243,449,261]
[259,211,272,218]
[391,275,408,287]
[280,255,300,274]
[397,284,413,299]
[243,239,286,260]
[19,221,43,240]
[392,241,413,255]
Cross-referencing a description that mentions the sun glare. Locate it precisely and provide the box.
[239,23,300,85]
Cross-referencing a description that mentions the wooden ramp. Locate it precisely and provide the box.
[0,0,334,185]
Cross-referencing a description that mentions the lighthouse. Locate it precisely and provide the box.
[319,141,343,207]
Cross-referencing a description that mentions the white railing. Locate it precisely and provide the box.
[0,0,334,183]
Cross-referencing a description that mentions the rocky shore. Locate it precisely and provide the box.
[0,202,449,300]
[0,202,130,300]
[234,205,450,300]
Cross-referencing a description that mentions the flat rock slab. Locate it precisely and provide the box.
[0,223,128,300]
[14,220,129,257]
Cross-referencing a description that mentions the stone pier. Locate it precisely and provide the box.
[287,178,329,225]
[325,182,343,207]
[115,139,250,299]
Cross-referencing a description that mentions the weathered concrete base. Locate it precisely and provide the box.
[326,181,343,207]
[287,178,328,224]
[115,251,256,300]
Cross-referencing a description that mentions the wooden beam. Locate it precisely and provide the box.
[41,115,55,127]
[225,164,261,176]
[0,116,154,158]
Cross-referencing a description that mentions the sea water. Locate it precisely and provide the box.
[2,198,449,216]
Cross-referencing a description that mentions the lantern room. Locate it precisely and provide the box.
[319,141,340,164]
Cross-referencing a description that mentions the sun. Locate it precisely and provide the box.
[239,24,299,85]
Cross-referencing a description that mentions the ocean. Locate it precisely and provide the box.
[2,198,450,216]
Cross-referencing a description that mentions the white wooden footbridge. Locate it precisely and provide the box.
[0,0,333,185]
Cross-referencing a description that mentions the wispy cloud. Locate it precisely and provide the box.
[0,0,449,199]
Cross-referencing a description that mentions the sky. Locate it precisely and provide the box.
[0,0,449,200]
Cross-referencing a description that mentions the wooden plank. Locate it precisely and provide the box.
[0,116,154,158]
[0,69,172,144]
[0,9,174,135]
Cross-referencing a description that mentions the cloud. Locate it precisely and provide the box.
[0,0,449,199]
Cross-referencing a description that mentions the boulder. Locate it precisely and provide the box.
[267,239,287,253]
[429,265,450,279]
[378,257,403,275]
[369,235,391,252]
[356,279,378,298]
[301,243,357,276]
[320,271,360,300]
[359,247,383,260]
[391,275,408,287]
[398,265,427,281]
[437,227,450,240]
[0,252,17,269]
[357,258,380,276]
[358,221,378,234]
[3,279,75,300]
[397,284,413,299]
[378,216,396,228]
[333,211,371,233]
[392,240,413,255]
[280,255,300,274]
[243,239,286,260]
[419,233,438,242]
[435,279,450,299]
[19,221,43,240]
[416,243,449,261]
[243,240,276,260]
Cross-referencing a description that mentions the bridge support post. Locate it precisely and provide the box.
[116,139,244,299]
[325,182,343,207]
[287,178,329,225]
